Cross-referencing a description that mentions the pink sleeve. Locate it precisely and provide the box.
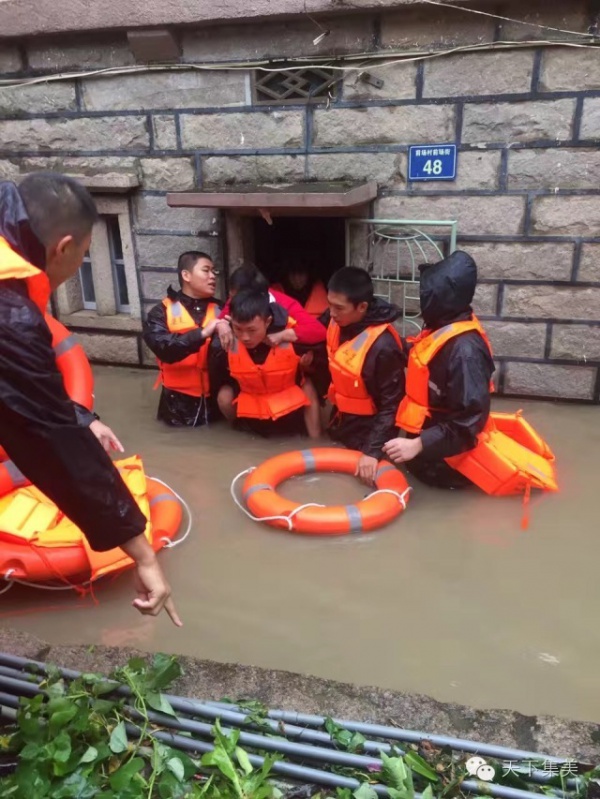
[271,289,326,345]
[218,298,231,319]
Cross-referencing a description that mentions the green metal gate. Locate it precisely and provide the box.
[345,219,458,336]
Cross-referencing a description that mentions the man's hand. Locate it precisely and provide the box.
[215,318,234,351]
[299,351,314,369]
[201,318,219,340]
[355,454,379,487]
[89,419,124,454]
[267,328,297,347]
[122,534,182,627]
[382,436,423,464]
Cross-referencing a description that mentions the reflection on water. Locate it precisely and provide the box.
[2,366,599,722]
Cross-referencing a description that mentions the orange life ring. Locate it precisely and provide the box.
[0,315,95,486]
[0,473,182,585]
[241,448,410,535]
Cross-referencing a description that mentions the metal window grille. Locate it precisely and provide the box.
[345,219,458,337]
[253,67,337,105]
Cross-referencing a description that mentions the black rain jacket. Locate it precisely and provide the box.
[0,181,146,552]
[143,286,222,427]
[322,298,406,460]
[405,250,496,488]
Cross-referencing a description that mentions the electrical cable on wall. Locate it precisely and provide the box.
[0,38,597,90]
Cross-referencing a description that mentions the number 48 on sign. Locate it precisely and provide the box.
[409,145,457,181]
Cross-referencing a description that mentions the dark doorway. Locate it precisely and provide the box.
[252,216,346,287]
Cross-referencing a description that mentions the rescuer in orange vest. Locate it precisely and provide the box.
[144,251,222,427]
[0,174,179,624]
[323,267,406,487]
[209,289,322,439]
[383,251,495,489]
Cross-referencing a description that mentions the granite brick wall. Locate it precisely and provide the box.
[0,0,598,399]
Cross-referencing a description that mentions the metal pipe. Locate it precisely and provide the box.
[0,653,562,765]
[205,701,566,766]
[0,654,578,798]
[0,674,573,799]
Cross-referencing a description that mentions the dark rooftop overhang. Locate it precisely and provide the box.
[166,181,378,217]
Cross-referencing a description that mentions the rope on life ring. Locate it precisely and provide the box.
[231,448,411,536]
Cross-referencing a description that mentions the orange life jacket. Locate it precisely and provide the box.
[305,281,328,317]
[326,321,403,416]
[228,336,309,421]
[396,317,492,433]
[156,299,218,398]
[0,236,51,313]
[396,317,557,496]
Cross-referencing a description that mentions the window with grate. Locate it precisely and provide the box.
[253,66,337,105]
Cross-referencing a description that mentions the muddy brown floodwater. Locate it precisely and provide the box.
[2,366,599,722]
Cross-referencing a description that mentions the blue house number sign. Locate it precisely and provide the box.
[408,144,457,181]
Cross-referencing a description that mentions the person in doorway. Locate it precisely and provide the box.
[273,254,328,318]
[0,174,180,624]
[382,251,495,489]
[143,252,222,427]
[209,289,321,439]
[215,264,326,348]
[324,267,406,487]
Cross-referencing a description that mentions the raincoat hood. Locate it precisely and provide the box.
[419,250,477,330]
[0,181,47,270]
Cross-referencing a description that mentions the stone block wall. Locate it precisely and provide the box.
[0,0,599,400]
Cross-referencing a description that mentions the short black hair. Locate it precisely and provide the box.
[328,267,373,306]
[230,289,271,323]
[177,251,213,287]
[18,172,99,246]
[229,264,269,294]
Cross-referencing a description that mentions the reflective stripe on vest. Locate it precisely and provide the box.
[326,321,402,416]
[228,339,309,421]
[396,317,492,433]
[156,299,218,397]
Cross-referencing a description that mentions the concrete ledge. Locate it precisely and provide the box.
[0,0,503,40]
[1,628,599,761]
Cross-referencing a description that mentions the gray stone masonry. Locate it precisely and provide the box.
[0,3,598,398]
[508,149,600,190]
[505,363,597,400]
[82,71,248,112]
[313,105,455,147]
[551,325,600,361]
[424,51,535,98]
[462,99,576,144]
[484,321,547,359]
[581,98,600,140]
[181,111,304,150]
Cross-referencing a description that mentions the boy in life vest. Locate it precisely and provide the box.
[144,251,221,427]
[383,251,495,489]
[209,289,322,439]
[323,267,406,487]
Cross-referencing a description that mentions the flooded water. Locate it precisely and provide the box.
[2,366,599,722]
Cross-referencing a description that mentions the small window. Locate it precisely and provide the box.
[253,66,337,105]
[55,196,141,327]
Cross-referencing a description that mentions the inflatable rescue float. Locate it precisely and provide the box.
[233,448,411,535]
[0,317,185,590]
